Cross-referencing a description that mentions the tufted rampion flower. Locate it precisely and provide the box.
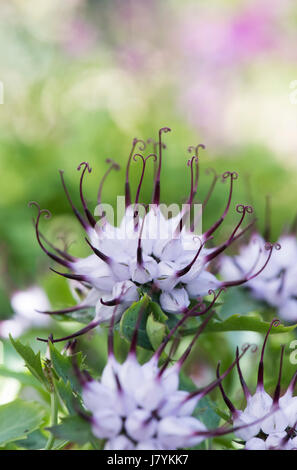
[220,232,297,322]
[74,302,271,450]
[217,320,297,450]
[31,128,279,344]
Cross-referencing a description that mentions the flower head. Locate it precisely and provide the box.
[73,301,265,450]
[31,128,277,344]
[217,320,297,450]
[220,231,297,322]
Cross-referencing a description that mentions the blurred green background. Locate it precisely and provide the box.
[0,0,297,423]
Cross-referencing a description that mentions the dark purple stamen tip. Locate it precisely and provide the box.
[133,153,157,204]
[175,238,206,278]
[29,201,71,269]
[173,310,216,371]
[204,205,253,263]
[38,229,77,263]
[185,344,251,403]
[77,162,96,228]
[152,127,171,205]
[100,297,121,307]
[273,345,285,404]
[85,237,110,264]
[59,170,89,231]
[35,304,92,315]
[125,138,146,208]
[50,267,87,283]
[97,159,120,206]
[37,317,101,343]
[216,362,237,415]
[204,171,238,240]
[235,347,251,400]
[155,289,224,362]
[221,242,279,289]
[257,318,280,389]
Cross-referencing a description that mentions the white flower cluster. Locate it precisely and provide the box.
[218,323,297,450]
[235,383,297,450]
[82,354,207,450]
[220,234,297,322]
[72,205,219,325]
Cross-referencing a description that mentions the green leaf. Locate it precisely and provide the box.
[179,373,221,450]
[9,336,49,390]
[219,287,265,319]
[120,295,168,351]
[179,313,297,336]
[17,429,48,450]
[0,399,45,446]
[54,378,82,415]
[204,313,297,334]
[120,295,152,350]
[47,415,93,445]
[146,313,167,350]
[48,342,82,394]
[149,300,168,323]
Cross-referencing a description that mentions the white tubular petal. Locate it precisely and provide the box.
[82,381,115,413]
[92,408,122,439]
[245,390,273,419]
[160,288,190,314]
[125,409,157,442]
[112,280,139,305]
[135,380,165,411]
[158,239,183,262]
[158,391,197,417]
[186,270,219,297]
[245,437,266,450]
[118,356,144,396]
[233,410,262,442]
[264,432,291,450]
[154,261,179,292]
[261,408,289,435]
[158,416,207,449]
[88,268,117,291]
[100,359,120,390]
[129,256,158,284]
[280,395,297,428]
[95,302,125,324]
[111,262,130,282]
[159,366,180,394]
[105,435,135,450]
[80,287,102,307]
[71,254,104,275]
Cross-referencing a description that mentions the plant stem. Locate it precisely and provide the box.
[45,390,58,450]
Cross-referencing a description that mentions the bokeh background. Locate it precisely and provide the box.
[0,0,297,443]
